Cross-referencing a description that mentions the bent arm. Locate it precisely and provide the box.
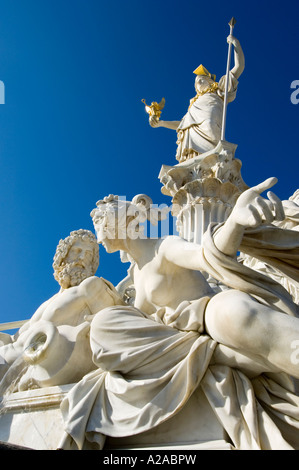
[229,36,245,79]
[81,276,124,315]
[214,178,285,257]
[159,236,206,271]
[160,179,284,267]
[213,217,244,258]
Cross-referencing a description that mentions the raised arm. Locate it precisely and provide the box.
[158,236,206,271]
[159,178,284,271]
[228,35,245,79]
[214,177,285,257]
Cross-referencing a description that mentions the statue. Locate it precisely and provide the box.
[148,33,245,162]
[240,190,299,304]
[0,229,124,392]
[2,18,299,452]
[141,97,165,121]
[59,183,299,450]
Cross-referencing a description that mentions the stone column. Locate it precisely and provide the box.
[159,141,248,246]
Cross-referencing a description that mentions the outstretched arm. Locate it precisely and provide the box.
[214,177,285,257]
[149,116,180,130]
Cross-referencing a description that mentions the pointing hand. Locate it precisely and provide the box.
[230,177,285,228]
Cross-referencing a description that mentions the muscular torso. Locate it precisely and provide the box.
[23,276,114,329]
[2,277,120,365]
[132,239,214,315]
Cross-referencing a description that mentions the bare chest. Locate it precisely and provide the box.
[133,261,211,314]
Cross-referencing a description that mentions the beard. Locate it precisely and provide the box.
[55,262,94,289]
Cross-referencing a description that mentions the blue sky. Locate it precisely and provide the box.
[0,0,298,327]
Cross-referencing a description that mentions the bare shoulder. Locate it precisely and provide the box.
[158,235,189,254]
[79,276,106,294]
[80,276,120,297]
[159,235,182,247]
[157,235,204,271]
[155,235,192,266]
[80,275,124,308]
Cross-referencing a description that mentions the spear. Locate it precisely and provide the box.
[221,17,236,142]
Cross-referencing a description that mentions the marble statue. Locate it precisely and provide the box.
[59,183,299,450]
[2,20,299,452]
[0,229,124,392]
[240,190,299,304]
[148,35,245,162]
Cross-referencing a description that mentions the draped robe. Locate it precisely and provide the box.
[60,224,299,450]
[176,72,238,162]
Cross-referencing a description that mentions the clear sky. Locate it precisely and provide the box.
[0,0,298,327]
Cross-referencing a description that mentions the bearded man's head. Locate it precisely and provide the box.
[52,229,99,289]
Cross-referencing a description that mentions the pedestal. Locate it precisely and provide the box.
[159,141,248,245]
[0,383,233,450]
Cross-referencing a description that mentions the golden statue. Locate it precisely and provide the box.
[142,97,165,121]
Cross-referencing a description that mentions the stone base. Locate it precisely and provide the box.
[0,384,73,450]
[0,383,233,450]
[106,385,231,450]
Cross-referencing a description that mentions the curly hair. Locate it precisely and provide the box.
[90,194,155,240]
[53,229,99,286]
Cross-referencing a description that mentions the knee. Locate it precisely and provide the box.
[205,290,260,347]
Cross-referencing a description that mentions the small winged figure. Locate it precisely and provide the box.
[142,97,165,120]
